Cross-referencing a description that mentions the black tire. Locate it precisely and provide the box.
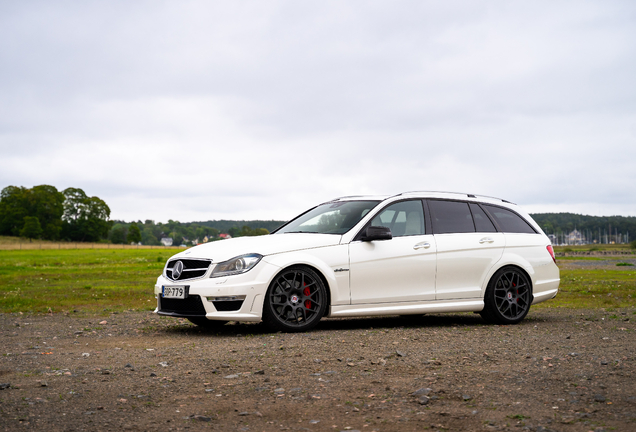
[187,317,227,328]
[480,266,533,325]
[262,266,328,333]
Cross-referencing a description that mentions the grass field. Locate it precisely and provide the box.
[0,248,170,314]
[1,246,635,315]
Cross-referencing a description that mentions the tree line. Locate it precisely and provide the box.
[530,213,636,243]
[0,185,110,242]
[108,220,278,246]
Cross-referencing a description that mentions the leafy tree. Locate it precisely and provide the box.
[228,225,270,238]
[141,228,160,245]
[0,186,29,236]
[27,185,64,240]
[62,188,111,242]
[0,185,65,239]
[110,224,126,244]
[20,216,43,241]
[127,223,142,244]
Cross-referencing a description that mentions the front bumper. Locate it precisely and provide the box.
[154,259,280,322]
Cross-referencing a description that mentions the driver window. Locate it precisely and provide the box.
[371,200,425,237]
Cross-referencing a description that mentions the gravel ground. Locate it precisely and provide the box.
[1,308,635,432]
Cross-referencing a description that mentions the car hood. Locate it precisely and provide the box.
[169,234,342,263]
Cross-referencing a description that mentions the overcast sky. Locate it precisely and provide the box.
[1,1,635,223]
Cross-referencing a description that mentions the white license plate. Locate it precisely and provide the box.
[162,286,186,299]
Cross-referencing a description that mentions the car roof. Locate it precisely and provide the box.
[328,191,516,206]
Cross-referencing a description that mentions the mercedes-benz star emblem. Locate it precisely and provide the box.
[172,261,184,280]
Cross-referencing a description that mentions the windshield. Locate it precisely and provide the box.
[275,200,380,235]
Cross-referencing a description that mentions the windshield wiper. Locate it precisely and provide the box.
[282,230,319,234]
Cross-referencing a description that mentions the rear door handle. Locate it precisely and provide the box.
[413,242,431,250]
[479,237,494,244]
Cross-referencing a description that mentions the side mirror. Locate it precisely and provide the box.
[361,226,393,241]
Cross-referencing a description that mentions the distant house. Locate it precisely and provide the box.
[219,233,232,239]
[160,237,173,246]
[567,229,584,245]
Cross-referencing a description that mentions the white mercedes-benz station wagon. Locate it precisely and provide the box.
[154,192,560,332]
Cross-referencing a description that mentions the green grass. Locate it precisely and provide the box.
[0,248,173,314]
[1,248,635,315]
[536,266,636,309]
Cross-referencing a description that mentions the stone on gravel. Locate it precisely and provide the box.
[224,374,239,379]
[462,394,472,401]
[253,369,265,375]
[412,387,432,396]
[594,394,607,402]
[158,362,168,367]
[0,383,10,390]
[125,363,133,368]
[396,350,406,357]
[188,414,212,422]
[418,396,430,405]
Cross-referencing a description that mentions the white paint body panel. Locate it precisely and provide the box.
[434,232,505,300]
[348,234,436,303]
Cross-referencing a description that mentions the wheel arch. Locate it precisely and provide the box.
[263,252,339,309]
[482,258,535,299]
[267,262,333,311]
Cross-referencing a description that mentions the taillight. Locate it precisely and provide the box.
[546,245,556,264]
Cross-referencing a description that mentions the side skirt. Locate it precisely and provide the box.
[328,299,484,318]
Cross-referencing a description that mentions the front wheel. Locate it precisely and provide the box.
[480,266,532,325]
[262,266,327,332]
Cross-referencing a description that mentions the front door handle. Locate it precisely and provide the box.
[479,237,494,244]
[413,242,431,250]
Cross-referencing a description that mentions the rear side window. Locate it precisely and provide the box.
[469,203,497,233]
[482,205,536,234]
[429,200,475,234]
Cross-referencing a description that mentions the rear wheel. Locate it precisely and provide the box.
[480,266,532,325]
[187,317,227,328]
[263,266,327,332]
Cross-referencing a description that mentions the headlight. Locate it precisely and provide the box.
[210,253,262,278]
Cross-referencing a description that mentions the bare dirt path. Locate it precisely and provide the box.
[1,308,635,432]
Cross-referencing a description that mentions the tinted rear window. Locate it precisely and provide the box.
[482,205,536,234]
[469,203,497,232]
[429,200,475,234]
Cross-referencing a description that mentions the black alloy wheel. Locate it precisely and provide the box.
[263,266,327,332]
[480,266,532,325]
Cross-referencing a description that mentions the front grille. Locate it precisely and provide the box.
[159,295,206,316]
[166,258,212,281]
[212,300,244,312]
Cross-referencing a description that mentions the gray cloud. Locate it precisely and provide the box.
[1,0,635,221]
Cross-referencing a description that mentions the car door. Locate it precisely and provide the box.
[348,199,437,304]
[429,200,505,300]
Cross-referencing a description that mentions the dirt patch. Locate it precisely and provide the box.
[1,309,635,431]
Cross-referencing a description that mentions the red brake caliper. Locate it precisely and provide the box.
[303,283,311,309]
[513,282,518,302]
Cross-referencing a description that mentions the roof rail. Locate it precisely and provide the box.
[393,191,515,205]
